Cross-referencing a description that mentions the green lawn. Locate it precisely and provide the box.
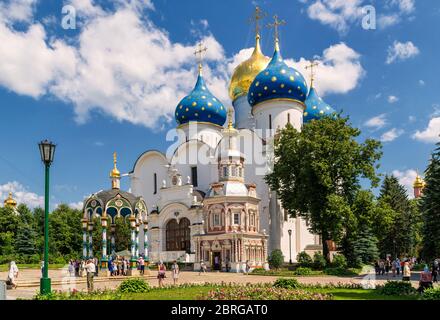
[309,288,418,301]
[0,263,66,272]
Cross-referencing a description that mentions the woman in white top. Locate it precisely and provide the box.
[171,260,180,285]
[7,261,19,289]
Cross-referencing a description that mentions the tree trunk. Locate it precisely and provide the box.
[322,233,331,263]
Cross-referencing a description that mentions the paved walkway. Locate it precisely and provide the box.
[1,268,435,300]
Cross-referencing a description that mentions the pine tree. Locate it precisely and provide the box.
[352,226,379,266]
[15,223,37,256]
[421,142,440,261]
[378,175,413,257]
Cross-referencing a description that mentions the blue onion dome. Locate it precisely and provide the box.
[175,73,227,126]
[247,42,308,107]
[304,87,336,123]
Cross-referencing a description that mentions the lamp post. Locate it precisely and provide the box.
[288,229,292,264]
[38,139,56,295]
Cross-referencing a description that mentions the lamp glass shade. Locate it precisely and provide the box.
[39,140,56,165]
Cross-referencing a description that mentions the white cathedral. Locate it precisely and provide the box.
[84,13,338,272]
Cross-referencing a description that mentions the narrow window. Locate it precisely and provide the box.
[153,173,157,194]
[269,114,272,130]
[191,166,198,187]
[234,212,240,225]
[223,166,228,177]
[287,113,291,124]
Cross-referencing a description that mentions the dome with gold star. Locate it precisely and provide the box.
[229,35,270,102]
[304,87,336,123]
[175,73,227,127]
[248,41,308,107]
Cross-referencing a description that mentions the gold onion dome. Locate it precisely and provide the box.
[413,174,424,188]
[228,35,270,101]
[110,152,120,178]
[4,192,17,208]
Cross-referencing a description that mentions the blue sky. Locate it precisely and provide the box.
[0,0,439,208]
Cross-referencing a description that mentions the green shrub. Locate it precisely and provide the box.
[312,252,327,270]
[297,251,313,268]
[324,267,357,276]
[117,278,150,293]
[422,287,440,300]
[294,267,313,276]
[331,254,347,269]
[378,281,417,296]
[273,278,301,289]
[268,249,284,270]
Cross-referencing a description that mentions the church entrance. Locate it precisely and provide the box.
[212,251,221,270]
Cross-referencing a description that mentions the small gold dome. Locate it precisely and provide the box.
[110,152,120,178]
[4,192,17,208]
[228,35,270,101]
[413,174,424,189]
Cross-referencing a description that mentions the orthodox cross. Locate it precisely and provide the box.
[305,60,319,88]
[113,152,118,168]
[194,42,208,73]
[249,6,266,37]
[267,15,286,42]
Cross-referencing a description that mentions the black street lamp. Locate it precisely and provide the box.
[288,229,292,264]
[38,139,56,295]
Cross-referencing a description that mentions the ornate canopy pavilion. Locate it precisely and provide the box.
[82,153,148,272]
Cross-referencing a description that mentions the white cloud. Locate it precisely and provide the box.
[378,14,401,29]
[392,169,418,198]
[68,201,84,210]
[0,0,37,24]
[381,128,404,142]
[300,0,416,33]
[386,41,420,64]
[365,114,387,129]
[306,0,364,34]
[388,95,399,103]
[287,43,364,96]
[389,0,415,14]
[413,117,440,143]
[0,181,44,209]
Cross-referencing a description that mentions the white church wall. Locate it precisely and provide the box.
[253,100,304,134]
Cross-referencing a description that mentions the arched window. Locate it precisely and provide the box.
[166,218,191,252]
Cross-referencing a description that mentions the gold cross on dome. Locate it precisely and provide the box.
[305,60,319,88]
[113,152,117,167]
[267,15,286,43]
[194,42,208,73]
[249,6,266,37]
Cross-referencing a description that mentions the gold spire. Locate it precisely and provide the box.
[227,107,234,129]
[305,60,319,88]
[228,7,270,101]
[110,152,120,178]
[4,192,17,209]
[194,42,207,75]
[267,15,286,51]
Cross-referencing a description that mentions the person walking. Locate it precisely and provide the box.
[80,260,86,277]
[432,260,438,283]
[139,257,145,275]
[85,259,96,293]
[68,260,75,277]
[157,261,166,288]
[122,259,128,276]
[199,261,206,275]
[245,260,251,275]
[6,261,19,289]
[171,260,180,285]
[402,261,411,281]
[94,257,99,276]
[395,258,401,276]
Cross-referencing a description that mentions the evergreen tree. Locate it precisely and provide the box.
[15,223,37,256]
[378,175,414,258]
[352,226,379,266]
[421,142,440,261]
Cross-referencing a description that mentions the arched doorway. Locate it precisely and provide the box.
[166,218,191,252]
